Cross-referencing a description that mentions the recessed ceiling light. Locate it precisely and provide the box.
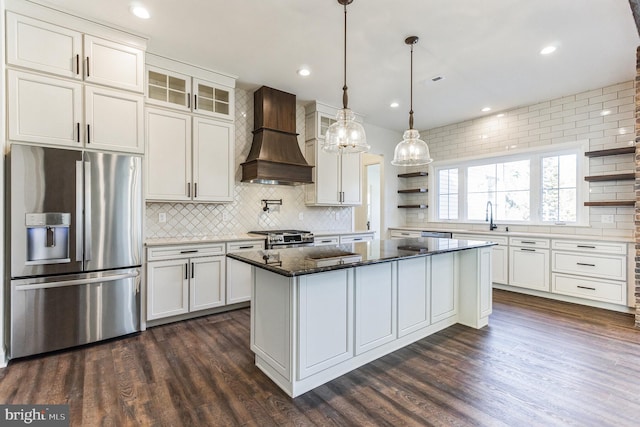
[497,113,505,118]
[600,110,611,116]
[431,76,444,82]
[540,45,556,55]
[390,102,399,108]
[130,5,150,19]
[481,107,491,112]
[297,68,311,77]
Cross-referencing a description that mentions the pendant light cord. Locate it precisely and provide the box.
[409,42,414,130]
[342,2,349,110]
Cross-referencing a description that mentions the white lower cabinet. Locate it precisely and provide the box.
[226,240,263,304]
[550,239,627,306]
[146,243,226,321]
[297,269,354,379]
[397,257,430,336]
[354,263,396,355]
[431,252,457,322]
[509,238,550,292]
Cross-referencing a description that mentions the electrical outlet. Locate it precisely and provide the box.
[222,212,230,222]
[601,214,614,224]
[158,212,166,223]
[298,212,304,221]
[335,212,339,221]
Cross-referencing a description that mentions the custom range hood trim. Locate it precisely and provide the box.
[241,86,314,185]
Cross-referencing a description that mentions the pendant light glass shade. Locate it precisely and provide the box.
[323,108,370,154]
[392,36,433,166]
[391,129,432,166]
[322,0,369,155]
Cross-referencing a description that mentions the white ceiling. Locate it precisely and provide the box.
[38,0,639,132]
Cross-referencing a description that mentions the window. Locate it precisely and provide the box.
[433,143,585,225]
[438,168,458,220]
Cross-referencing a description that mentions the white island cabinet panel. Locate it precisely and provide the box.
[252,268,291,381]
[431,252,457,323]
[398,257,430,337]
[298,269,353,379]
[355,263,396,355]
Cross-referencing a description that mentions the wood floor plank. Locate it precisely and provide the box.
[0,290,639,426]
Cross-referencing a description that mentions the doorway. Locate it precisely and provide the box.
[355,153,384,237]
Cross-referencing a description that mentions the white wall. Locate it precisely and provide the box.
[362,122,404,233]
[404,80,635,239]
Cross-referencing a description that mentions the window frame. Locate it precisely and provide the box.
[429,141,589,226]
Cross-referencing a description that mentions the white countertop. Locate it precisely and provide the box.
[388,226,634,243]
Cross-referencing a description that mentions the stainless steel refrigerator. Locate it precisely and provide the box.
[8,144,143,358]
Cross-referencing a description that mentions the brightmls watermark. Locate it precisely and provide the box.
[0,405,69,426]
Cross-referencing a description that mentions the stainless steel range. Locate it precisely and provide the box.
[249,230,315,249]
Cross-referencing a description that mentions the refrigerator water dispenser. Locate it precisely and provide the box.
[25,213,71,264]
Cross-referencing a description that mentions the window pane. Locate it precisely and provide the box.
[498,160,530,191]
[467,192,493,221]
[438,168,458,220]
[468,164,496,193]
[499,190,530,221]
[542,154,577,222]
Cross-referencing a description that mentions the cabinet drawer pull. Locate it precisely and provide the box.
[86,57,90,77]
[521,241,537,244]
[576,262,596,267]
[76,54,80,75]
[320,240,333,243]
[577,245,596,249]
[353,238,363,241]
[191,262,194,279]
[401,232,410,236]
[184,263,188,280]
[577,285,596,291]
[520,248,536,252]
[180,250,198,254]
[238,245,254,249]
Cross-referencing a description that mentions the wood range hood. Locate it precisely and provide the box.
[241,86,313,185]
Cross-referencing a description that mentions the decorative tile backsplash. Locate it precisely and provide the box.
[145,88,353,239]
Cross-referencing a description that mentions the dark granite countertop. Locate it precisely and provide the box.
[226,237,496,277]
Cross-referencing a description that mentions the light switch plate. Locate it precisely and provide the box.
[298,212,304,221]
[222,212,230,222]
[158,212,166,223]
[601,214,614,224]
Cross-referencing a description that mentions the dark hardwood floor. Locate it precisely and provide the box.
[1,289,639,426]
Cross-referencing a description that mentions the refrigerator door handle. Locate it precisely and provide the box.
[84,161,92,262]
[75,161,84,262]
[14,271,139,291]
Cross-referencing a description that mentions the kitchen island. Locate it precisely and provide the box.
[227,237,495,397]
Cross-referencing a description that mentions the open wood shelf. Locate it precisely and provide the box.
[398,204,428,209]
[584,147,635,157]
[398,172,428,178]
[584,201,635,207]
[398,188,428,193]
[584,173,635,182]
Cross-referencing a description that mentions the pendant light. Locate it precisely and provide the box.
[322,0,370,154]
[391,36,433,166]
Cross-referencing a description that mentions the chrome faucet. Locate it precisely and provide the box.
[486,201,497,231]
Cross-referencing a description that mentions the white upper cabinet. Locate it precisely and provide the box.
[304,101,363,206]
[6,12,82,79]
[145,109,234,203]
[5,5,147,153]
[6,12,144,93]
[145,54,236,121]
[8,70,83,148]
[84,35,144,93]
[84,86,144,153]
